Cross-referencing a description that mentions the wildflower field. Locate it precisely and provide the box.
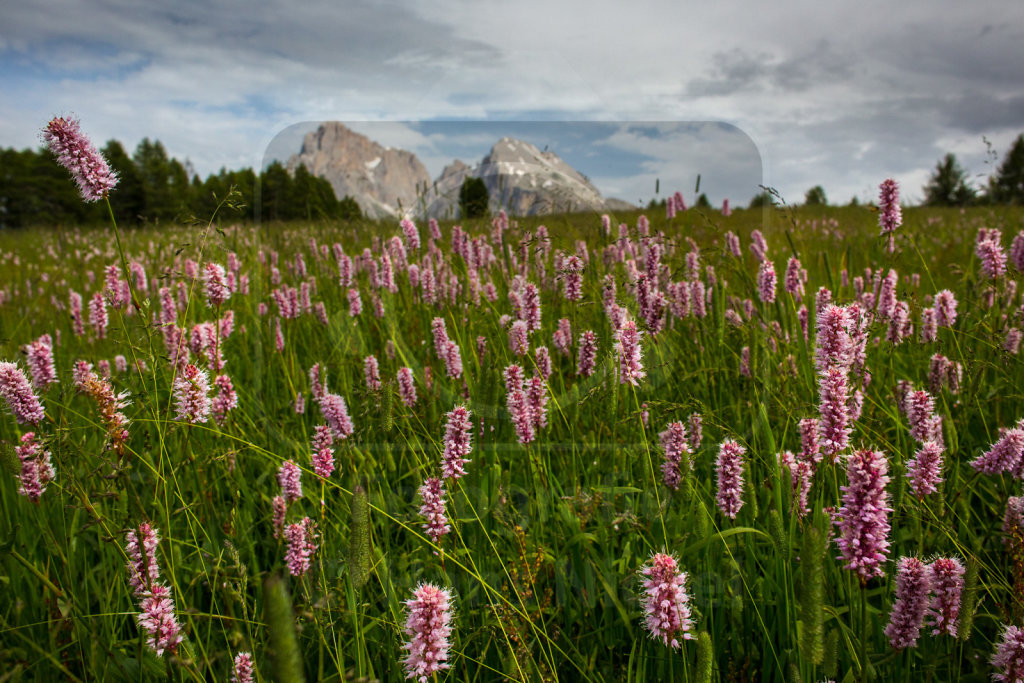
[6,120,1024,682]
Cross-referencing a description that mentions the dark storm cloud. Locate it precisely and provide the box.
[686,42,853,97]
[0,0,500,84]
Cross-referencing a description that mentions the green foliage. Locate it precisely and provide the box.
[0,139,358,227]
[923,153,975,206]
[748,191,773,209]
[459,176,489,219]
[992,134,1024,204]
[804,185,827,206]
[695,192,711,208]
[264,574,306,683]
[1,204,1023,680]
[798,525,825,665]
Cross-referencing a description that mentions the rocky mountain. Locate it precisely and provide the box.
[424,137,636,219]
[286,123,432,220]
[287,123,637,219]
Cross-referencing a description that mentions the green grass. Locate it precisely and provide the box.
[0,202,1023,681]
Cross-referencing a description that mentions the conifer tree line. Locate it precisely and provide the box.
[0,138,362,228]
[4,133,1024,227]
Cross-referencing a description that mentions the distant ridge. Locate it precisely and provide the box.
[287,123,637,219]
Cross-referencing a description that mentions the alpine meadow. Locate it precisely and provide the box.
[9,115,1024,683]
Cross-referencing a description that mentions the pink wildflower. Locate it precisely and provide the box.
[785,257,805,298]
[319,393,354,439]
[800,417,821,464]
[89,292,108,339]
[640,553,695,648]
[271,496,287,539]
[688,413,703,452]
[232,652,254,683]
[970,427,1024,476]
[283,517,317,577]
[443,340,463,379]
[534,346,552,381]
[715,439,746,519]
[0,361,45,424]
[977,232,1007,279]
[878,178,901,252]
[398,367,417,407]
[364,355,382,391]
[509,320,530,356]
[41,116,117,201]
[526,375,548,432]
[125,524,183,656]
[616,320,645,386]
[278,460,302,503]
[757,260,777,303]
[906,441,944,498]
[173,364,211,424]
[992,624,1024,682]
[577,330,598,377]
[659,422,690,490]
[348,288,362,316]
[884,556,932,649]
[815,305,854,372]
[311,425,335,479]
[418,477,451,545]
[15,432,55,502]
[441,405,473,479]
[778,450,813,518]
[933,290,957,327]
[23,335,57,391]
[927,557,964,637]
[905,389,938,442]
[835,449,892,582]
[553,318,572,356]
[210,374,237,425]
[818,366,852,460]
[402,583,454,682]
[136,584,184,657]
[203,262,231,307]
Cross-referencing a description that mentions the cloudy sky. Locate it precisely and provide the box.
[3,0,1023,208]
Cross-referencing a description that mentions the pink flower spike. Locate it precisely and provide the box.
[0,361,45,425]
[418,477,451,546]
[616,320,645,386]
[397,367,417,407]
[283,517,317,577]
[23,335,57,391]
[834,449,892,582]
[41,116,118,201]
[441,405,473,479]
[640,552,695,648]
[659,422,690,490]
[403,583,454,682]
[906,441,944,499]
[715,439,746,519]
[311,424,335,479]
[319,393,354,439]
[927,557,964,637]
[232,652,254,683]
[991,624,1024,682]
[878,178,901,253]
[172,364,211,424]
[278,460,302,503]
[884,556,932,650]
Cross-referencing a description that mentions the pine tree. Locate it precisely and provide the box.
[459,177,489,219]
[923,153,975,206]
[992,134,1024,204]
[804,185,827,206]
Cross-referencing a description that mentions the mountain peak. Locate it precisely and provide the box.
[289,123,636,219]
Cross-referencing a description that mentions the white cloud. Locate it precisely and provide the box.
[1,0,1022,206]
